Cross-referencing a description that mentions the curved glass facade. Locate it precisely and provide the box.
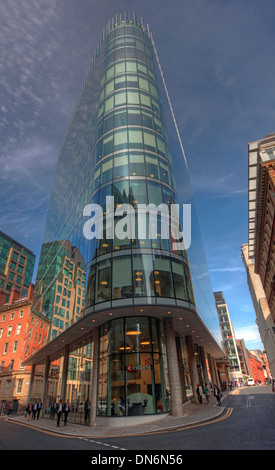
[98,316,170,416]
[34,17,197,334]
[31,15,223,423]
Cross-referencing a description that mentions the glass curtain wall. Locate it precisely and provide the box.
[66,338,93,424]
[34,14,196,329]
[98,317,171,416]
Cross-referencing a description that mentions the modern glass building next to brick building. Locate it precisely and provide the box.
[25,13,225,426]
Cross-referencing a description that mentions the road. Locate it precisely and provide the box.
[0,385,275,453]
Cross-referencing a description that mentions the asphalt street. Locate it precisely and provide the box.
[0,385,274,452]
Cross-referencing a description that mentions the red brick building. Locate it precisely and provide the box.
[0,284,50,414]
[248,351,266,384]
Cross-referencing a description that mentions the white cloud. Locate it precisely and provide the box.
[234,324,262,346]
[209,267,245,273]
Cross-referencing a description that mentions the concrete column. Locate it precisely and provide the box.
[41,356,50,415]
[199,346,210,389]
[60,346,70,401]
[90,327,99,426]
[164,317,183,417]
[212,357,220,386]
[210,356,219,386]
[207,353,215,387]
[185,335,200,403]
[26,364,36,404]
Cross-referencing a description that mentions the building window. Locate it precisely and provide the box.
[13,341,18,352]
[16,379,23,393]
[19,310,24,318]
[16,323,22,335]
[19,256,25,265]
[7,326,12,337]
[9,360,14,371]
[3,343,8,354]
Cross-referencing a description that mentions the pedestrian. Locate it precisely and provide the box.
[205,383,210,404]
[63,399,70,426]
[196,384,203,404]
[84,398,91,425]
[7,403,12,418]
[56,399,63,427]
[214,384,221,406]
[32,401,38,419]
[37,400,42,419]
[27,402,32,421]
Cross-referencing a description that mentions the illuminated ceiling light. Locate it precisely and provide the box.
[109,312,113,315]
[154,271,159,275]
[101,281,108,285]
[119,346,131,350]
[136,272,142,275]
[135,278,142,281]
[102,243,108,247]
[140,341,150,345]
[126,330,142,335]
[140,309,143,312]
[114,246,120,250]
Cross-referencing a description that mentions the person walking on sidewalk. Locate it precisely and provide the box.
[56,399,63,427]
[37,400,42,419]
[196,384,203,404]
[63,399,70,426]
[26,403,32,421]
[214,384,222,406]
[32,401,38,419]
[205,383,210,404]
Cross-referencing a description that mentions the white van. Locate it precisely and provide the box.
[247,378,255,386]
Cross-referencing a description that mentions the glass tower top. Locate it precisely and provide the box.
[33,13,221,349]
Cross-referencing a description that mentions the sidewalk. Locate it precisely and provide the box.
[6,393,230,438]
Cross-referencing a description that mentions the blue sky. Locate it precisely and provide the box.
[1,0,275,350]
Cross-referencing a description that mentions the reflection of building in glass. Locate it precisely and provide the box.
[0,231,35,303]
[25,14,225,426]
[214,291,242,382]
[34,240,86,340]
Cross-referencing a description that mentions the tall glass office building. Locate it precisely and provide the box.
[27,13,223,425]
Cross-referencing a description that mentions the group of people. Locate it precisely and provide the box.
[25,400,43,421]
[196,383,223,406]
[56,399,71,426]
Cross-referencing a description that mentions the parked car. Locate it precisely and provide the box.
[246,378,255,386]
